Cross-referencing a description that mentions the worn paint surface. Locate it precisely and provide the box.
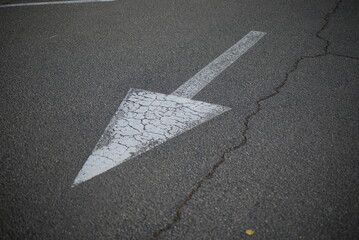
[73,89,230,185]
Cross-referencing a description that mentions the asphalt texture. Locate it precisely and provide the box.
[0,0,358,239]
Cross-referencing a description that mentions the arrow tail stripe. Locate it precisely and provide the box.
[172,31,266,99]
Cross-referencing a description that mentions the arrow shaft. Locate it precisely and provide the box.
[172,31,266,99]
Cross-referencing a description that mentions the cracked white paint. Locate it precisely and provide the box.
[73,30,266,186]
[73,89,230,185]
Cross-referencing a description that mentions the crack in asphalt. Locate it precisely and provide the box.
[149,0,350,238]
[329,53,359,60]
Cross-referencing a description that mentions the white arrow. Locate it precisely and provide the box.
[73,31,266,186]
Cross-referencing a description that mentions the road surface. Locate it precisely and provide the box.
[0,0,358,239]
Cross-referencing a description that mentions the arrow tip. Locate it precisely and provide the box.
[73,89,230,186]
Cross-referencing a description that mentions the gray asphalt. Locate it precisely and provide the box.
[0,0,358,239]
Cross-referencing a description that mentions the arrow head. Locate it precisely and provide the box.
[73,88,230,186]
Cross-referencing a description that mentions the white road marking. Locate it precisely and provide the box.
[73,89,230,185]
[172,31,266,98]
[0,0,114,8]
[73,31,266,186]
